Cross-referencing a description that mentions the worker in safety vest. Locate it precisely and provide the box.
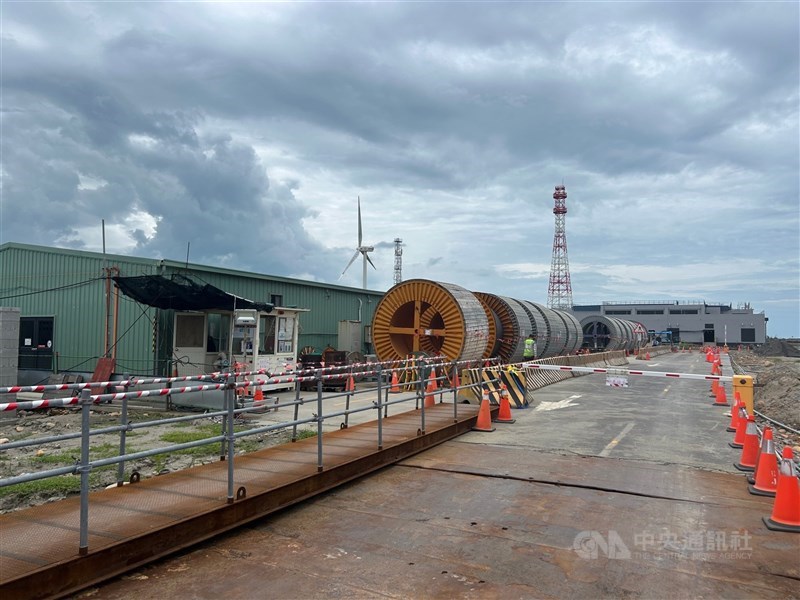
[523,334,537,361]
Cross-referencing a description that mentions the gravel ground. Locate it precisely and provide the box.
[0,408,295,513]
[730,349,800,429]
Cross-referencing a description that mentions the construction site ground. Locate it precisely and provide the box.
[61,350,800,599]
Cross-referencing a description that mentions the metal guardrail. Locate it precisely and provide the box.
[0,357,499,555]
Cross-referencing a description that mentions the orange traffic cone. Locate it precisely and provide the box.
[763,447,800,532]
[389,370,401,393]
[424,375,436,407]
[729,405,749,449]
[347,375,355,392]
[452,369,460,389]
[430,368,438,391]
[472,390,495,432]
[748,428,778,496]
[710,378,719,398]
[727,399,743,432]
[712,384,729,407]
[645,352,651,361]
[252,387,265,411]
[495,384,515,424]
[734,415,759,471]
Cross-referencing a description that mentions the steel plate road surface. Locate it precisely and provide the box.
[76,352,799,599]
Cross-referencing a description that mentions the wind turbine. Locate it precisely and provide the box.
[339,196,376,289]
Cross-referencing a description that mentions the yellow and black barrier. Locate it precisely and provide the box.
[458,351,628,405]
[501,366,527,408]
[458,366,502,404]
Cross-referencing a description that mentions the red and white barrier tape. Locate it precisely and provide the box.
[1,383,230,412]
[521,362,734,383]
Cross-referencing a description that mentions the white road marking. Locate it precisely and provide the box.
[660,386,671,397]
[599,422,635,457]
[534,395,582,412]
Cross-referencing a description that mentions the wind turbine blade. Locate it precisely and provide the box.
[339,249,360,279]
[357,196,362,246]
[365,253,377,270]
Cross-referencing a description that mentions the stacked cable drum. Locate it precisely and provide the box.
[524,301,569,357]
[514,300,549,357]
[559,311,584,355]
[580,315,642,351]
[473,293,530,363]
[371,279,489,362]
[372,279,583,363]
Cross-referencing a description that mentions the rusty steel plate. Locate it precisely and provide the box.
[0,403,485,599]
[85,443,799,599]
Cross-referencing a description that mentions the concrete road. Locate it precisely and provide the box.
[458,351,739,473]
[87,350,800,599]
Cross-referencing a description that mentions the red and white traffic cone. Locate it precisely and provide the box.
[734,416,759,472]
[762,448,800,533]
[748,428,778,497]
[729,404,749,449]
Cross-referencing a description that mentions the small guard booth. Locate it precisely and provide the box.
[113,274,307,406]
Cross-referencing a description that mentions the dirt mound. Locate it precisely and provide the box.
[753,338,800,358]
[753,362,800,430]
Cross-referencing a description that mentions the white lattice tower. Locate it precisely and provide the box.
[393,238,403,285]
[547,184,574,310]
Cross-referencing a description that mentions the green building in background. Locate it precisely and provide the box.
[0,243,384,384]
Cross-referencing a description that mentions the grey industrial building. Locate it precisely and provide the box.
[572,301,768,346]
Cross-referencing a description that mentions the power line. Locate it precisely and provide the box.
[0,277,104,300]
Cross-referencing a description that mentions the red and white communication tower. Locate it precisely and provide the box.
[546,184,574,310]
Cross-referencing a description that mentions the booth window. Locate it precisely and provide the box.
[260,315,276,354]
[206,313,230,353]
[277,317,294,353]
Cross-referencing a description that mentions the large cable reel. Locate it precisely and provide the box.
[371,279,489,362]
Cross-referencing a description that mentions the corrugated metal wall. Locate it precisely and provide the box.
[0,244,162,375]
[1,243,384,378]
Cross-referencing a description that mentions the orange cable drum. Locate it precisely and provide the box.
[372,279,489,362]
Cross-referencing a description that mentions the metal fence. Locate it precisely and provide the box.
[0,356,497,554]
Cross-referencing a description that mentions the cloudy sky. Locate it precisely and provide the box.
[1,2,798,336]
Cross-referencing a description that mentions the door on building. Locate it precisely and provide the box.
[173,313,207,375]
[19,317,54,370]
[667,327,680,343]
[703,325,715,344]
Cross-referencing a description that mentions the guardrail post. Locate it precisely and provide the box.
[226,380,236,504]
[116,373,129,486]
[451,360,459,422]
[376,363,383,450]
[220,368,232,460]
[733,375,754,416]
[291,383,302,442]
[419,360,426,434]
[78,388,92,556]
[316,370,324,472]
[344,370,352,429]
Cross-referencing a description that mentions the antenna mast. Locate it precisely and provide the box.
[393,238,403,285]
[547,184,574,310]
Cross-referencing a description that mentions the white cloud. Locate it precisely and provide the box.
[2,2,798,336]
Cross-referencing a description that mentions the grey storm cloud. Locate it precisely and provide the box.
[1,1,798,335]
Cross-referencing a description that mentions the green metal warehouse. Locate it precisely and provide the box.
[0,242,384,385]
